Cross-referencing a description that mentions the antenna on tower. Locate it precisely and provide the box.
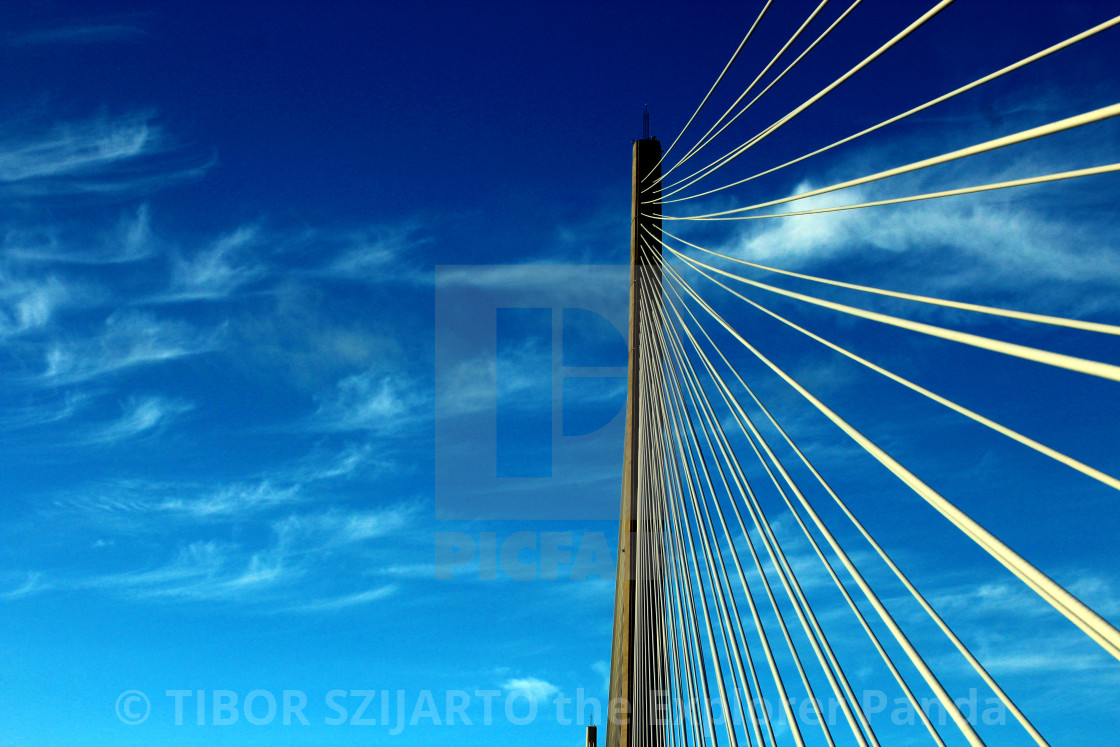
[642,104,650,140]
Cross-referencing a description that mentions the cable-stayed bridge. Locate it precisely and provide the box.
[602,4,1120,746]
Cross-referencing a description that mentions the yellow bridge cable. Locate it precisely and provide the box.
[655,286,861,747]
[651,227,1120,494]
[640,0,775,186]
[640,274,721,747]
[661,103,1120,219]
[665,259,1120,663]
[658,0,958,195]
[662,240,1120,496]
[660,260,1049,746]
[664,267,969,746]
[660,238,1120,384]
[641,250,784,747]
[660,349,756,747]
[658,13,1120,204]
[640,257,770,747]
[654,336,740,747]
[655,162,1120,222]
[655,274,887,747]
[664,0,859,180]
[660,227,1120,337]
[658,323,811,747]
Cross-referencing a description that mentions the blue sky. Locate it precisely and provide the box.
[1,1,1119,745]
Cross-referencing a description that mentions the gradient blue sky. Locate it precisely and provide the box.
[2,1,1119,745]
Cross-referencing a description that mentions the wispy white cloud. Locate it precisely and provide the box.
[727,178,1120,288]
[0,111,156,181]
[435,354,498,418]
[3,204,160,265]
[39,310,222,384]
[0,111,212,196]
[273,504,417,548]
[88,540,291,602]
[162,225,267,301]
[116,203,157,261]
[92,543,404,608]
[1,572,49,600]
[232,286,405,389]
[975,645,1114,675]
[291,441,385,482]
[1067,575,1120,619]
[62,437,417,528]
[310,224,427,282]
[434,329,623,426]
[500,676,559,704]
[863,568,1120,693]
[435,263,628,308]
[154,481,302,520]
[310,369,428,432]
[76,500,419,606]
[0,391,92,430]
[435,342,554,420]
[927,573,1120,625]
[64,478,421,576]
[8,23,146,46]
[80,395,193,445]
[712,137,1120,315]
[88,541,225,590]
[374,562,436,579]
[286,584,399,613]
[61,478,302,526]
[0,270,71,337]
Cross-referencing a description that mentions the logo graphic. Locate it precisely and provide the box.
[434,265,629,519]
[115,690,150,725]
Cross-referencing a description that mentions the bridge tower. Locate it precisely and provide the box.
[607,130,665,747]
